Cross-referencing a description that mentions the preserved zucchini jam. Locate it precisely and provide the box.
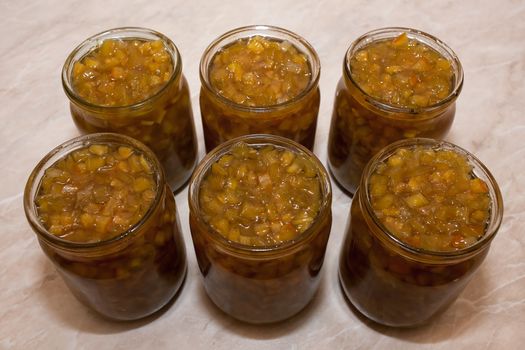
[339,139,503,327]
[24,133,187,320]
[209,35,311,106]
[63,27,198,192]
[350,33,454,109]
[328,27,463,195]
[35,143,156,242]
[199,142,321,246]
[189,135,332,323]
[71,39,173,107]
[199,25,321,152]
[369,146,490,251]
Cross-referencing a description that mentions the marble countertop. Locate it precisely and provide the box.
[1,0,524,349]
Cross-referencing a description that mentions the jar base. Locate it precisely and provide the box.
[84,264,188,322]
[338,269,440,328]
[204,282,319,325]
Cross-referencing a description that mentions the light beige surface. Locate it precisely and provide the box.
[1,0,524,349]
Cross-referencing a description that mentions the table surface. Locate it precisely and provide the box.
[1,0,524,349]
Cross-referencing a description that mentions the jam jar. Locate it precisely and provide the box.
[188,134,332,323]
[199,25,321,152]
[339,138,503,327]
[328,27,463,195]
[24,133,187,320]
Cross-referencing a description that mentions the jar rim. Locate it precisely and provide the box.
[23,133,165,250]
[188,134,332,256]
[344,27,464,116]
[199,24,321,113]
[61,27,182,111]
[359,138,503,261]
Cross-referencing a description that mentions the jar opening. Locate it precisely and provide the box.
[188,134,331,256]
[344,27,464,115]
[360,138,503,261]
[199,25,321,113]
[24,133,165,250]
[62,27,182,111]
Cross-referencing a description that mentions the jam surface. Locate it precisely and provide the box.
[369,145,491,251]
[72,39,173,106]
[36,143,156,242]
[350,33,454,109]
[199,142,322,246]
[209,36,311,107]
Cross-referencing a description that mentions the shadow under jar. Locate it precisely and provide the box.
[339,138,503,327]
[62,27,198,192]
[328,27,463,195]
[188,134,332,323]
[24,133,187,321]
[199,25,321,152]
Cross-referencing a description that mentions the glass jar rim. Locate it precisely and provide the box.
[344,27,464,116]
[188,134,332,256]
[24,132,165,251]
[61,27,182,111]
[359,138,503,261]
[199,24,321,113]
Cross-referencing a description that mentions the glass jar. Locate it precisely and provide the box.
[24,133,187,320]
[188,134,332,323]
[339,138,503,327]
[62,27,198,192]
[328,27,464,195]
[199,25,321,152]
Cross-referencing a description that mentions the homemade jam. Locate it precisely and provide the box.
[209,35,311,107]
[24,133,187,320]
[35,143,156,242]
[71,39,173,107]
[339,139,503,327]
[369,145,490,251]
[199,142,322,246]
[199,26,321,151]
[189,135,331,323]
